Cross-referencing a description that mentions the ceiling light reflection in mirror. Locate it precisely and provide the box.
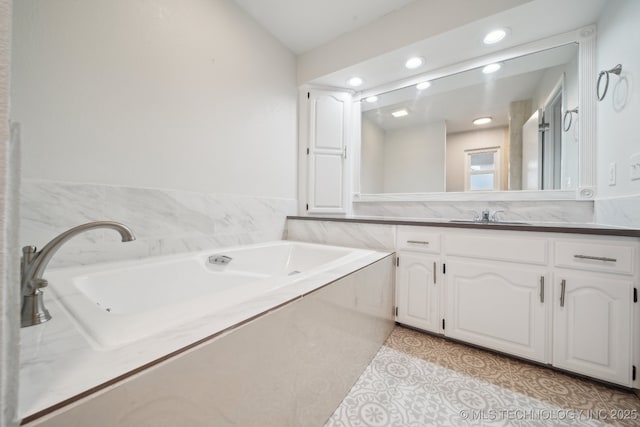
[482,63,502,74]
[405,57,424,69]
[348,77,364,87]
[483,28,509,45]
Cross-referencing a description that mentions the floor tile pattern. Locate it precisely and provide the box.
[326,326,640,427]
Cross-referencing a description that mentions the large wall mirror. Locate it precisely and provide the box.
[356,30,596,199]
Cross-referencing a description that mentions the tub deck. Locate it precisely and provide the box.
[19,240,392,422]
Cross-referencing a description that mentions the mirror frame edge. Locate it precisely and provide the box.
[351,25,598,203]
[576,25,597,200]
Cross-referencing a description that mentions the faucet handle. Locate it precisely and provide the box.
[22,245,37,257]
[33,278,48,289]
[23,278,48,296]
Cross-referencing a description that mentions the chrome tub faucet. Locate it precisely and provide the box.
[21,221,136,328]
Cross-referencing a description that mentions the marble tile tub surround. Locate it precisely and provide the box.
[20,179,297,268]
[352,199,594,224]
[287,218,396,251]
[596,195,640,229]
[20,252,394,425]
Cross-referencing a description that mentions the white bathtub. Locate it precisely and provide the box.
[47,241,374,349]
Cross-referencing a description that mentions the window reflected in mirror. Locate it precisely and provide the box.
[466,149,501,191]
[360,43,579,194]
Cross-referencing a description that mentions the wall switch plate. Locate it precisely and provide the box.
[631,153,640,181]
[608,162,616,186]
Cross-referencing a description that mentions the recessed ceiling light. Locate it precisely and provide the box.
[348,77,364,87]
[482,63,501,74]
[416,81,431,90]
[473,117,492,125]
[392,109,409,118]
[405,57,424,69]
[365,96,378,103]
[483,29,508,45]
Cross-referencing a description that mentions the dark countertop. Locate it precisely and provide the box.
[287,216,640,238]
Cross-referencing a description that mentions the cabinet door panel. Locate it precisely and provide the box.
[311,155,343,208]
[553,273,632,386]
[307,90,350,214]
[446,261,548,362]
[314,96,345,150]
[396,253,439,333]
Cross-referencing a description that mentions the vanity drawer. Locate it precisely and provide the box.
[554,239,636,275]
[444,233,548,265]
[396,227,440,253]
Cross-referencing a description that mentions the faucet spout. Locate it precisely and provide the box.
[21,221,136,327]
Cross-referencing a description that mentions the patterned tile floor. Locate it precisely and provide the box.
[326,326,640,427]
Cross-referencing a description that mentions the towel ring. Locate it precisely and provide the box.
[563,108,578,132]
[597,64,622,101]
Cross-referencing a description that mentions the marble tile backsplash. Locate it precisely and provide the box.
[287,219,395,251]
[352,200,594,224]
[595,195,640,228]
[20,179,296,268]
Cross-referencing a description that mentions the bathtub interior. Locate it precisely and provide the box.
[74,258,263,315]
[206,241,352,276]
[47,241,366,350]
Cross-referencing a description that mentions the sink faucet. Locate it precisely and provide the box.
[21,221,136,328]
[475,209,506,223]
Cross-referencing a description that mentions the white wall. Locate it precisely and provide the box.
[593,0,640,227]
[11,0,297,199]
[446,127,508,192]
[360,117,384,193]
[383,121,446,193]
[11,0,299,267]
[595,0,640,199]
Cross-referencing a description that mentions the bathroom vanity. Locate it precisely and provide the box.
[287,216,640,389]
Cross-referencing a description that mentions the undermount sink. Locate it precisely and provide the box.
[448,219,530,225]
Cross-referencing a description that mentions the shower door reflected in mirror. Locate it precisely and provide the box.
[360,43,579,194]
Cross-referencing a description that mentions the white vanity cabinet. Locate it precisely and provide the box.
[445,260,549,363]
[552,237,637,386]
[393,226,639,387]
[396,252,441,333]
[443,230,550,363]
[395,227,442,334]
